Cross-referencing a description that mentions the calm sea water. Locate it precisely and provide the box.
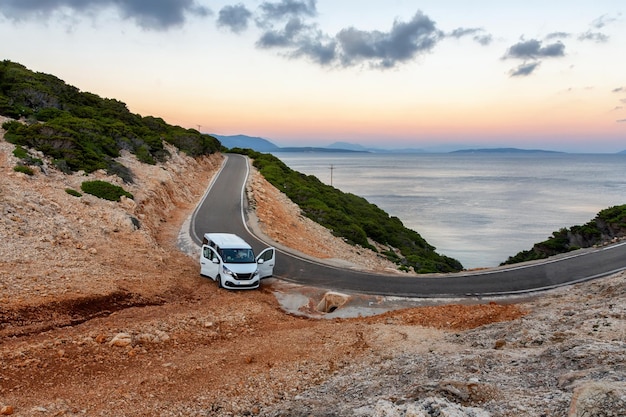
[271,152,626,269]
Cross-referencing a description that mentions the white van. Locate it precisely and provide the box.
[200,233,275,290]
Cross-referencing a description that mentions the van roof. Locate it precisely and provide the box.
[203,233,252,249]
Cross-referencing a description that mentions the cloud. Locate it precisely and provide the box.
[617,119,626,123]
[257,17,309,47]
[448,27,492,45]
[577,14,620,43]
[613,87,625,93]
[545,32,570,40]
[334,11,442,68]
[509,61,540,77]
[504,39,565,59]
[591,14,619,29]
[293,39,337,65]
[258,0,317,23]
[254,7,442,69]
[0,0,211,30]
[255,16,336,64]
[503,38,565,77]
[217,4,253,33]
[578,31,609,43]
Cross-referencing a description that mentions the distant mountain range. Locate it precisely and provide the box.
[212,134,427,153]
[211,134,280,152]
[212,134,625,155]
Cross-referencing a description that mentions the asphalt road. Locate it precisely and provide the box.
[190,154,626,298]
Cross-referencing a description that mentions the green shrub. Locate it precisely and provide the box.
[80,180,133,202]
[65,188,82,197]
[13,165,34,175]
[12,145,28,159]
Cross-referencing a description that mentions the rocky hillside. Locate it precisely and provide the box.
[1,119,625,416]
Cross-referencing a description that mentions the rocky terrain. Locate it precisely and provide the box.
[1,117,625,416]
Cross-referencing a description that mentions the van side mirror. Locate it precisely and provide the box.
[212,258,220,264]
[257,259,265,264]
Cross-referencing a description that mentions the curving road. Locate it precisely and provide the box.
[189,154,626,298]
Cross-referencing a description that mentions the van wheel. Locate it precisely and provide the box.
[216,275,223,289]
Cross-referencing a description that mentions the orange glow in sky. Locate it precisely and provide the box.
[1,1,624,152]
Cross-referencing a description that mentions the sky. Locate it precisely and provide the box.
[1,0,625,152]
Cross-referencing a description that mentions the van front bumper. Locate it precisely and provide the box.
[223,278,260,290]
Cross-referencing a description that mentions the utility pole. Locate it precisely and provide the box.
[330,164,334,187]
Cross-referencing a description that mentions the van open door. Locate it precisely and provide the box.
[200,245,220,280]
[256,247,275,279]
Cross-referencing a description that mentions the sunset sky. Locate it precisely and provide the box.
[1,0,625,152]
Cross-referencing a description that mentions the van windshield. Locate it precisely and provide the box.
[220,248,255,263]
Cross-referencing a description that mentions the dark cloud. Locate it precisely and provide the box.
[509,61,540,77]
[217,4,253,33]
[335,12,442,68]
[258,0,317,22]
[0,0,210,30]
[257,17,308,47]
[502,38,565,76]
[255,16,336,64]
[504,39,565,60]
[449,27,492,45]
[294,40,336,65]
[255,8,442,69]
[612,87,625,93]
[254,0,336,65]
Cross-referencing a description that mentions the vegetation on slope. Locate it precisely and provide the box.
[0,60,221,182]
[234,149,464,273]
[502,204,626,265]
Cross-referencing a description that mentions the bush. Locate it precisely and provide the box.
[65,188,82,197]
[12,145,28,159]
[13,165,34,175]
[80,180,133,202]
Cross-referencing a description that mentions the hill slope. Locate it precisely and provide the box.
[0,60,221,181]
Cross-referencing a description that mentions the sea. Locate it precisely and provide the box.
[270,151,626,269]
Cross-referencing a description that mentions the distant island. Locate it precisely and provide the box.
[212,134,623,155]
[450,148,564,154]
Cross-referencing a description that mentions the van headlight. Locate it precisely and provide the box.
[253,268,259,277]
[223,266,236,278]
